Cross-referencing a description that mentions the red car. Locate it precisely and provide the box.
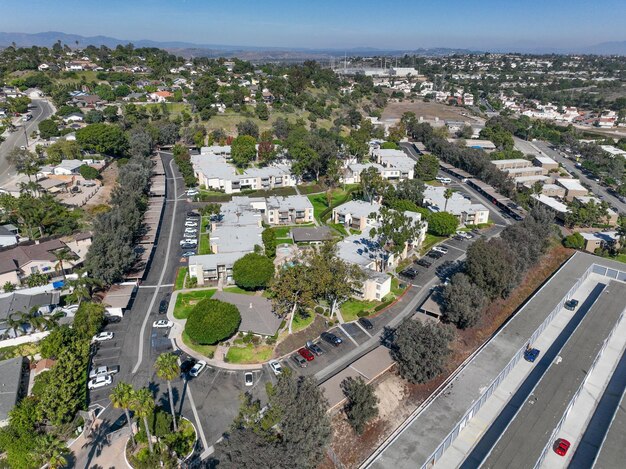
[554,438,571,456]
[298,347,315,362]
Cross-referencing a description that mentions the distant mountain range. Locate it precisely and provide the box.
[0,31,624,58]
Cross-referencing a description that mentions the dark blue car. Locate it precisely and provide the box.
[524,348,540,362]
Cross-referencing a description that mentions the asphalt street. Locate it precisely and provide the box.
[0,98,54,184]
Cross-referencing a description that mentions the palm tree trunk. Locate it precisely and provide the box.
[287,300,299,334]
[167,381,177,432]
[143,416,153,452]
[125,409,135,445]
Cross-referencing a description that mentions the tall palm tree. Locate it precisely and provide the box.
[7,313,24,337]
[35,434,71,469]
[443,188,454,212]
[53,248,78,280]
[110,382,136,445]
[64,270,103,306]
[131,388,155,452]
[14,306,46,333]
[154,353,180,431]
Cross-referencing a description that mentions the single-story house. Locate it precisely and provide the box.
[53,160,83,176]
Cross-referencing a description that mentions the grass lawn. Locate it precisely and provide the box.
[340,299,380,322]
[307,186,357,222]
[223,286,257,295]
[272,226,292,238]
[174,289,216,319]
[174,267,188,291]
[225,344,274,364]
[292,311,316,332]
[329,223,349,236]
[421,233,448,254]
[182,330,216,358]
[297,183,325,194]
[390,276,406,297]
[277,238,294,245]
[146,102,190,117]
[198,234,210,255]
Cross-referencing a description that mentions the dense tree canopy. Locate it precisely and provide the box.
[233,253,275,290]
[185,299,241,345]
[76,123,128,156]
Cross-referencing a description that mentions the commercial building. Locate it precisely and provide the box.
[423,186,490,225]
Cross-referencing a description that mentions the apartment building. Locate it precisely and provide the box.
[265,195,314,225]
[332,200,381,231]
[423,186,490,226]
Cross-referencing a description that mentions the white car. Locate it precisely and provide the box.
[185,221,198,227]
[186,189,199,196]
[244,372,254,387]
[180,239,197,246]
[89,365,119,379]
[92,331,114,342]
[268,360,282,376]
[153,319,173,328]
[189,360,207,377]
[184,228,198,234]
[88,374,112,390]
[432,246,448,254]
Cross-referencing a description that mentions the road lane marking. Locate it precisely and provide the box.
[338,324,359,346]
[354,321,373,338]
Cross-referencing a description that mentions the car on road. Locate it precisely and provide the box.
[524,348,540,363]
[358,317,374,330]
[187,211,199,217]
[88,374,112,390]
[180,358,196,376]
[298,347,315,361]
[159,299,168,314]
[432,246,448,254]
[189,360,207,377]
[321,332,342,346]
[400,267,418,279]
[89,365,120,379]
[92,331,114,342]
[306,341,324,356]
[181,251,196,258]
[564,299,579,311]
[153,319,173,328]
[292,353,307,368]
[554,438,571,456]
[415,259,432,268]
[456,231,473,239]
[244,372,254,386]
[269,359,283,375]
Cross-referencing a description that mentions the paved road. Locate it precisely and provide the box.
[0,99,54,184]
[568,347,626,468]
[593,373,626,469]
[531,140,626,214]
[477,281,626,469]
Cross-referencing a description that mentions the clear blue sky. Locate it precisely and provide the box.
[1,0,624,50]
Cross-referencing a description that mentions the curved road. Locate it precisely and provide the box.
[0,98,54,184]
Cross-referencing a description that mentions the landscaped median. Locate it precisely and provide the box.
[173,289,216,319]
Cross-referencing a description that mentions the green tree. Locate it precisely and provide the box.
[427,211,459,236]
[53,247,77,279]
[38,119,59,139]
[466,237,518,299]
[79,164,99,180]
[390,319,455,384]
[185,299,241,345]
[255,102,269,120]
[341,377,379,434]
[563,232,585,249]
[131,388,155,453]
[414,153,439,181]
[110,382,136,445]
[34,434,71,469]
[72,302,105,339]
[269,263,316,333]
[236,120,259,139]
[154,353,180,432]
[232,253,275,290]
[231,135,257,168]
[359,166,388,203]
[76,123,128,157]
[442,273,487,329]
[369,207,424,271]
[443,188,454,212]
[262,228,277,258]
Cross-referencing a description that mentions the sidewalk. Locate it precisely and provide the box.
[433,275,602,468]
[69,421,131,469]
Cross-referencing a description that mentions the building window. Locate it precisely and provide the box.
[376,284,381,290]
[376,293,381,299]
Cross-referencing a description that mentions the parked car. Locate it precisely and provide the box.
[298,347,315,362]
[180,358,196,376]
[358,317,374,330]
[321,332,342,346]
[269,359,283,376]
[181,251,196,258]
[416,259,432,268]
[185,221,198,227]
[564,299,579,311]
[180,239,197,246]
[104,315,122,324]
[62,304,79,315]
[292,353,307,368]
[92,331,114,342]
[554,438,571,456]
[244,372,254,386]
[306,341,324,356]
[89,365,120,379]
[159,299,168,314]
[88,374,112,390]
[186,189,199,196]
[427,250,444,259]
[524,348,540,363]
[189,360,207,377]
[153,319,173,328]
[184,228,198,234]
[400,268,418,279]
[187,211,199,217]
[432,246,448,254]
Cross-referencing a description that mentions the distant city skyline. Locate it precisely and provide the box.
[0,0,624,51]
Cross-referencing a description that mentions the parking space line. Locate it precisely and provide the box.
[338,325,359,346]
[442,244,465,253]
[354,321,373,338]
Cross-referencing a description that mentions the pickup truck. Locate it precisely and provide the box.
[89,365,120,379]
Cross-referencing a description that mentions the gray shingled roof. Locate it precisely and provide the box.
[212,291,281,336]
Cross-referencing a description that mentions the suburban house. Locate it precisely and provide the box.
[0,239,82,286]
[53,159,83,176]
[148,91,173,102]
[531,194,569,221]
[574,196,619,226]
[423,186,490,226]
[0,227,19,248]
[62,112,84,124]
[192,149,297,195]
[580,231,620,253]
[0,290,61,338]
[332,200,381,232]
[291,226,335,244]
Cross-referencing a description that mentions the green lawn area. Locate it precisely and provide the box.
[297,183,325,194]
[421,233,448,254]
[174,267,188,291]
[198,234,210,255]
[146,102,190,117]
[307,185,358,223]
[329,223,349,236]
[182,330,216,358]
[391,276,406,296]
[225,344,274,364]
[272,226,292,238]
[340,299,380,322]
[277,238,294,245]
[223,286,257,295]
[292,311,316,332]
[174,289,216,319]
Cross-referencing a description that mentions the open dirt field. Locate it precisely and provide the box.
[84,161,118,208]
[382,99,481,123]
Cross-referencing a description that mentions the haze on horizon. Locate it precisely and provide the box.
[0,0,624,51]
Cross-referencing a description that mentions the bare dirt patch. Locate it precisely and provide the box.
[382,99,476,122]
[84,161,118,208]
[325,245,574,468]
